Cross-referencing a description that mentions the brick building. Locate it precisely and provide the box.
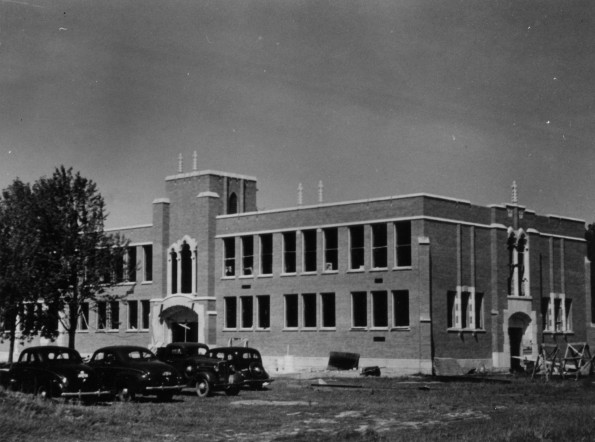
[2,165,592,375]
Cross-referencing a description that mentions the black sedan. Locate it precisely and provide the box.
[206,347,273,390]
[2,346,110,401]
[88,345,185,402]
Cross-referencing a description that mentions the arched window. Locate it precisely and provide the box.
[181,242,192,294]
[228,192,238,214]
[170,250,178,294]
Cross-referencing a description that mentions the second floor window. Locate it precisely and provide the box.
[283,232,296,273]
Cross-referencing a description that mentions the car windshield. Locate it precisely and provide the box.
[185,345,208,357]
[41,349,83,364]
[125,349,157,361]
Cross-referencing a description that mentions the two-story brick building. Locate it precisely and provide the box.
[2,163,591,375]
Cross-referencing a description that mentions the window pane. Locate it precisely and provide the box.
[128,301,138,330]
[258,296,270,329]
[97,302,107,330]
[321,293,336,328]
[283,232,296,273]
[224,238,236,276]
[241,297,253,328]
[475,293,484,329]
[78,302,89,331]
[395,221,412,267]
[352,292,367,327]
[323,228,338,271]
[225,297,237,329]
[127,247,137,282]
[393,290,409,327]
[447,291,456,328]
[141,300,150,330]
[303,230,317,272]
[372,291,388,327]
[260,234,273,275]
[350,226,365,270]
[242,236,254,275]
[303,293,317,328]
[109,301,120,330]
[371,224,387,268]
[143,245,153,281]
[285,294,298,328]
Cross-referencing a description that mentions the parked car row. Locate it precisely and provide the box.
[0,343,272,403]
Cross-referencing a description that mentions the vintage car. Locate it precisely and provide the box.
[206,347,273,390]
[2,346,110,401]
[156,342,241,397]
[88,345,184,402]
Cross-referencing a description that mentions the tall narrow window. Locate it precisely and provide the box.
[372,291,388,327]
[180,242,192,293]
[242,236,254,276]
[257,295,270,329]
[371,224,388,269]
[78,302,89,331]
[228,192,238,214]
[475,293,484,329]
[323,228,338,271]
[97,301,107,330]
[114,251,124,283]
[170,250,178,293]
[141,300,150,330]
[395,221,412,267]
[461,291,471,329]
[223,238,236,276]
[303,230,317,272]
[565,298,573,331]
[127,247,137,282]
[128,301,138,330]
[283,232,296,273]
[143,245,153,282]
[241,297,253,328]
[260,234,273,275]
[349,226,365,270]
[554,298,563,332]
[109,301,120,330]
[285,294,298,328]
[321,293,336,328]
[393,290,409,327]
[352,292,367,328]
[447,291,456,328]
[225,297,237,329]
[303,293,317,328]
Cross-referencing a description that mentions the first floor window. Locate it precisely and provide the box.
[303,293,317,328]
[141,300,150,330]
[225,297,237,329]
[321,293,336,328]
[109,301,120,330]
[352,292,367,328]
[78,302,89,331]
[97,301,107,330]
[372,291,388,328]
[285,294,298,328]
[447,289,483,330]
[543,295,572,332]
[241,296,253,328]
[128,301,138,330]
[257,296,270,329]
[393,290,409,327]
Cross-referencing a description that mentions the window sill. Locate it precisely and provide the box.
[347,269,365,273]
[126,329,148,333]
[239,275,254,279]
[543,330,574,335]
[322,270,338,274]
[282,327,299,331]
[350,327,368,331]
[255,328,270,332]
[257,274,273,278]
[507,296,532,300]
[222,328,238,332]
[301,327,318,331]
[141,281,153,285]
[447,328,486,334]
[370,327,389,331]
[370,268,388,272]
[76,330,89,333]
[221,276,236,280]
[391,327,410,331]
[281,272,297,277]
[392,266,412,271]
[320,327,337,331]
[300,271,318,276]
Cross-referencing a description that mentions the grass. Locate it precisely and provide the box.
[2,376,595,441]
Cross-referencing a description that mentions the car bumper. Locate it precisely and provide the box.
[61,389,113,398]
[144,384,185,393]
[242,378,273,387]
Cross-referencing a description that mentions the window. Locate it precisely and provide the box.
[352,292,367,328]
[303,230,317,272]
[223,238,236,276]
[128,301,138,330]
[170,250,178,293]
[180,242,193,293]
[78,302,89,331]
[321,293,336,328]
[109,301,120,330]
[349,226,365,270]
[393,290,409,327]
[242,236,254,276]
[225,297,237,329]
[260,234,273,275]
[507,230,528,296]
[285,294,298,328]
[283,232,296,273]
[257,295,270,329]
[371,224,388,269]
[141,300,150,330]
[114,251,124,283]
[543,296,572,332]
[241,296,253,328]
[372,291,388,328]
[228,192,238,214]
[447,289,484,330]
[303,293,317,328]
[323,228,338,271]
[97,301,107,330]
[395,221,412,267]
[143,245,153,282]
[126,247,137,282]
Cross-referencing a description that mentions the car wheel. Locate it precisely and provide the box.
[255,382,266,391]
[195,378,211,398]
[225,385,240,396]
[36,385,51,400]
[157,392,174,402]
[117,386,135,402]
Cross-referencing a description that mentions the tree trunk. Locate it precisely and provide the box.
[68,300,78,349]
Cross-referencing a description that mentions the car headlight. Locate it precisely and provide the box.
[185,365,194,374]
[59,376,69,387]
[141,372,151,380]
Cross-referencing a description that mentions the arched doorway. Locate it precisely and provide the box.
[161,305,199,343]
[508,312,532,372]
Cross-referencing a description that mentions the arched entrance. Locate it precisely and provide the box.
[161,305,199,343]
[508,312,533,372]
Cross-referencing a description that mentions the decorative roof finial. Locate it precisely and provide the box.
[511,180,518,205]
[193,151,198,171]
[318,180,324,203]
[297,183,303,205]
[178,153,183,173]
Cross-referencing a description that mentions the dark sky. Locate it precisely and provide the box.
[1,0,594,227]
